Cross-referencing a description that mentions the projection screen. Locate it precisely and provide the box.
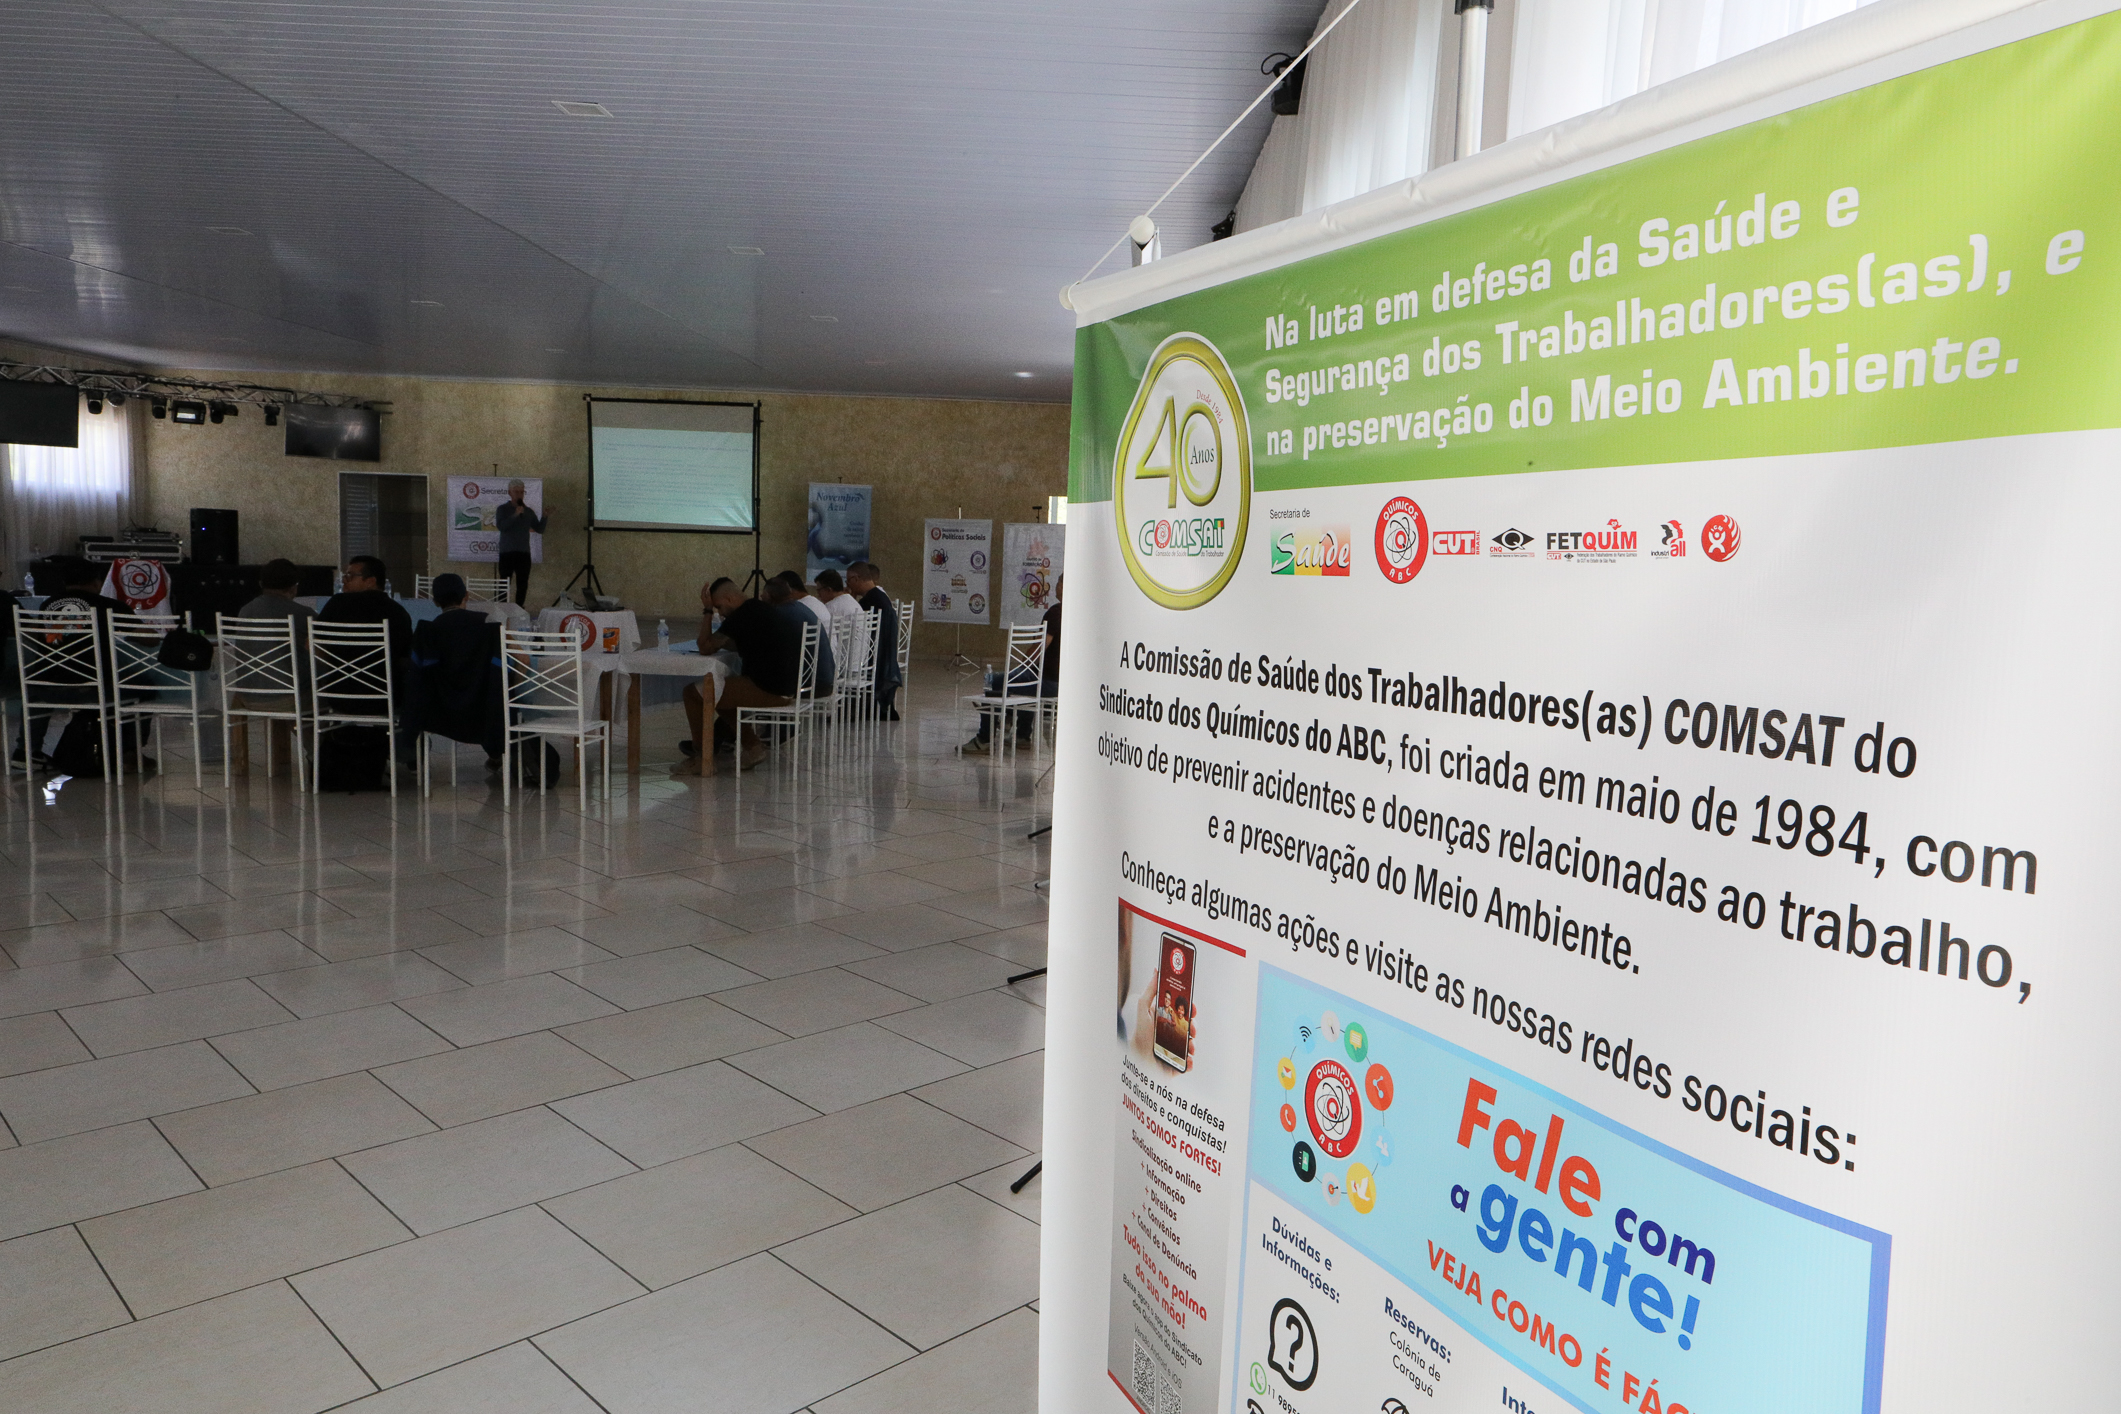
[587,398,757,532]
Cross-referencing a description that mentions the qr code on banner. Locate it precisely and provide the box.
[1132,1339,1157,1410]
[1158,1369,1183,1414]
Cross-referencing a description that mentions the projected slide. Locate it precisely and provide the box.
[589,400,755,531]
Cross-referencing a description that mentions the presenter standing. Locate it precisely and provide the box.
[494,480,545,607]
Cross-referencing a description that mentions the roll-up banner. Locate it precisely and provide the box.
[1044,8,2121,1414]
[922,517,992,623]
[809,483,873,581]
[446,476,544,563]
[1003,521,1067,626]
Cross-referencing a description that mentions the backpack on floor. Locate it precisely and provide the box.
[316,725,391,792]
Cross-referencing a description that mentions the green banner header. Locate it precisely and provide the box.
[1070,11,2121,502]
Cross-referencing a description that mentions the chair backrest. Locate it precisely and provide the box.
[462,575,510,603]
[412,574,435,600]
[14,606,108,699]
[792,621,820,703]
[894,598,913,670]
[500,627,589,728]
[308,620,394,719]
[107,612,185,695]
[217,614,303,702]
[839,610,879,689]
[1005,622,1045,689]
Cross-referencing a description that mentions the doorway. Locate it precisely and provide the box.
[338,473,428,593]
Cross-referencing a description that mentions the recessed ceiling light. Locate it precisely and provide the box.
[728,246,764,256]
[1013,370,1035,378]
[864,358,889,366]
[552,100,613,118]
[545,347,566,353]
[206,225,252,235]
[809,314,838,323]
[3,284,40,293]
[410,299,443,307]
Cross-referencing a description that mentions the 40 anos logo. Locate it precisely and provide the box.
[1115,334,1251,609]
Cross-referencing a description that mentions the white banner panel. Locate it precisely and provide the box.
[446,476,543,564]
[1040,8,2121,1414]
[1001,521,1066,627]
[921,517,992,623]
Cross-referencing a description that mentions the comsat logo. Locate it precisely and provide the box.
[1271,526,1353,576]
[1114,334,1251,609]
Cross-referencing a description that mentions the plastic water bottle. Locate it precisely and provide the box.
[984,662,997,694]
[656,618,669,652]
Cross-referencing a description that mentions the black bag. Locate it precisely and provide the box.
[49,713,144,779]
[159,628,215,671]
[316,725,391,792]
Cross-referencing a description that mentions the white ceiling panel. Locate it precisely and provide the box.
[0,0,1326,397]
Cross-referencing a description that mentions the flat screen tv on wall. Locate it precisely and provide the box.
[284,406,380,461]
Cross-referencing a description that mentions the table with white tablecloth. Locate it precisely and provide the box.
[534,608,639,655]
[296,595,529,628]
[573,645,736,774]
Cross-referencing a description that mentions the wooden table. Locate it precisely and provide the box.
[580,649,730,775]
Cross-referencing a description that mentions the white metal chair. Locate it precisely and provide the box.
[462,574,510,603]
[737,621,819,774]
[109,612,213,786]
[833,608,882,754]
[307,621,397,797]
[894,596,914,683]
[959,623,1046,759]
[217,614,309,787]
[13,606,115,782]
[500,627,609,807]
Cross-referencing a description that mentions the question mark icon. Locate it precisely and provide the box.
[1266,1297,1319,1390]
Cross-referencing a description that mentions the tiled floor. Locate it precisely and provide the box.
[0,671,1049,1413]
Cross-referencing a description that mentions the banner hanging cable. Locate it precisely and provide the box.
[1064,0,1377,299]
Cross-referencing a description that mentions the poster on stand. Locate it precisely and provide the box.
[1042,9,2121,1414]
[446,476,544,563]
[808,483,873,581]
[921,517,992,623]
[1002,521,1067,626]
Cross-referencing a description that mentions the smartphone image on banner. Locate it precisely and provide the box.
[1152,933,1196,1072]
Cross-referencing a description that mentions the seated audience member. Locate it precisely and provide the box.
[320,555,413,662]
[966,575,1062,753]
[229,558,315,774]
[681,578,804,772]
[845,561,901,719]
[769,571,834,696]
[813,569,863,630]
[409,573,505,768]
[239,559,316,623]
[13,557,132,768]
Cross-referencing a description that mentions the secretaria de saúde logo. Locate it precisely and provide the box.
[1113,333,1252,609]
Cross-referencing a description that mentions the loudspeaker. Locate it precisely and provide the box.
[190,508,239,567]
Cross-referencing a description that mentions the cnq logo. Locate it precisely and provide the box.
[1137,515,1229,558]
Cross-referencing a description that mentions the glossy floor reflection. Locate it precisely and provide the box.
[0,670,1048,1414]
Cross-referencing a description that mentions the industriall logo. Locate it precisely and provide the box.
[1651,520,1686,559]
[1489,527,1534,559]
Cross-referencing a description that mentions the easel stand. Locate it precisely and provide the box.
[1006,955,1048,1198]
[558,561,607,607]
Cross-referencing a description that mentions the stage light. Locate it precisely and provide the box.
[151,398,168,419]
[263,404,280,426]
[85,395,104,414]
[208,401,239,424]
[107,393,124,407]
[171,400,207,424]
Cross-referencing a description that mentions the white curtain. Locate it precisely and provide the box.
[1508,0,1879,137]
[3,398,136,576]
[1231,0,1880,233]
[1233,0,1447,234]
